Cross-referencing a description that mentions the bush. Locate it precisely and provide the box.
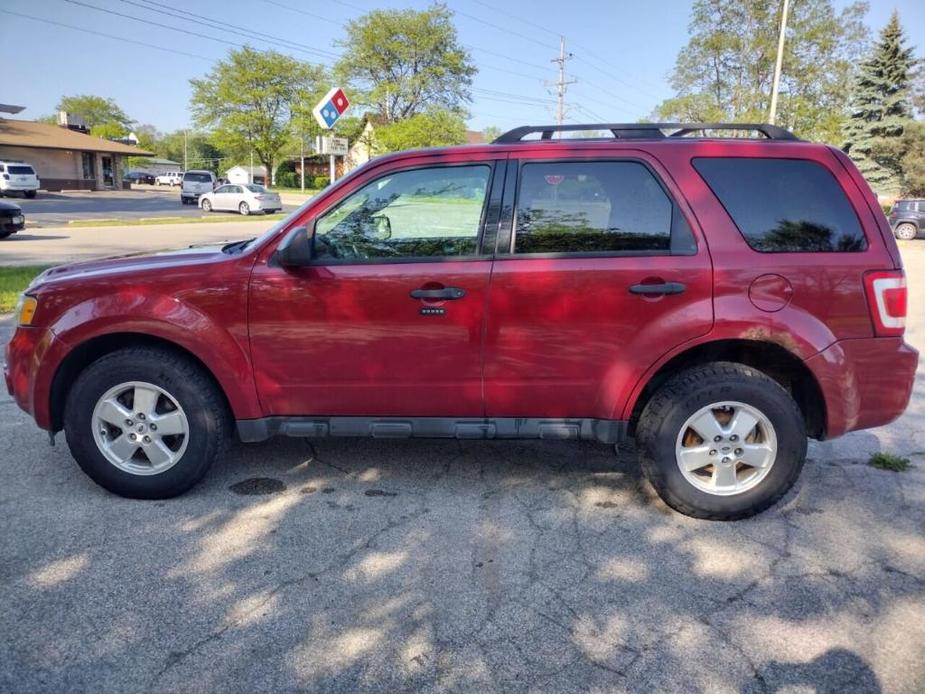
[314,176,330,188]
[274,171,297,188]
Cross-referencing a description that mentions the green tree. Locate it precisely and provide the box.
[54,94,132,129]
[153,130,226,173]
[656,0,868,143]
[897,121,925,196]
[482,126,503,142]
[335,4,476,121]
[90,122,129,139]
[190,47,326,180]
[374,110,467,152]
[844,13,919,195]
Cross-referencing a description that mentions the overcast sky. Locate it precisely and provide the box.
[1,0,922,134]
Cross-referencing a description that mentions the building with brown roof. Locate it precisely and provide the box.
[0,116,153,191]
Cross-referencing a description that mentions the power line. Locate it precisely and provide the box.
[0,9,216,61]
[131,0,341,58]
[452,7,555,50]
[259,0,342,27]
[63,0,338,62]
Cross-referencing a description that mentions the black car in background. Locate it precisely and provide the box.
[889,199,925,240]
[124,171,156,185]
[0,200,25,239]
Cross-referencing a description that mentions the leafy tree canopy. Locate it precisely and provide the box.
[55,94,133,129]
[374,110,467,153]
[190,46,326,178]
[656,0,868,143]
[335,3,476,122]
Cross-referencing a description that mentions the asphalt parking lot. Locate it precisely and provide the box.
[1,245,923,692]
[8,189,300,227]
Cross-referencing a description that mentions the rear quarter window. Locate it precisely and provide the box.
[693,157,867,253]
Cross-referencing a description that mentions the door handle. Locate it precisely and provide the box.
[628,282,686,296]
[410,287,466,300]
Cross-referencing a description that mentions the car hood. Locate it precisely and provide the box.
[31,243,235,289]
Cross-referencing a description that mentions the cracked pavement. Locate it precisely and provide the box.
[1,244,924,693]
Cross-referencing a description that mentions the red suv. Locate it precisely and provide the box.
[4,123,917,519]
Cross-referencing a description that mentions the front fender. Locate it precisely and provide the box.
[33,293,262,429]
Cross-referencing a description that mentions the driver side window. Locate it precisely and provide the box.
[313,165,491,261]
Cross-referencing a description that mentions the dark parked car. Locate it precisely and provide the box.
[124,171,156,185]
[0,200,25,239]
[888,198,924,240]
[4,122,917,520]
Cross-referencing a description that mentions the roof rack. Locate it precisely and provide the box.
[492,123,801,144]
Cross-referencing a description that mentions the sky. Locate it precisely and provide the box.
[1,0,923,136]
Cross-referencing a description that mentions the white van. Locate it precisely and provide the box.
[180,170,216,205]
[0,160,40,198]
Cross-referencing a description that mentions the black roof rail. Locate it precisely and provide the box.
[492,122,801,143]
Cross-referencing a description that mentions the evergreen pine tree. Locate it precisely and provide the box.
[843,12,917,195]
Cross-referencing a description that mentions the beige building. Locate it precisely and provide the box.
[0,118,152,191]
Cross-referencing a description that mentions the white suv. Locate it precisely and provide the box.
[155,171,182,186]
[0,160,40,198]
[180,170,216,205]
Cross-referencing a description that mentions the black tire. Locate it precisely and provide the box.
[25,190,36,199]
[63,347,230,499]
[201,198,212,212]
[635,362,806,520]
[894,223,917,241]
[239,201,250,216]
[0,231,12,239]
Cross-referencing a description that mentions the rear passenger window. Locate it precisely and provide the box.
[513,161,692,254]
[693,158,867,252]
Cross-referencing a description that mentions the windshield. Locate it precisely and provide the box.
[244,184,267,193]
[184,172,212,183]
[9,166,35,175]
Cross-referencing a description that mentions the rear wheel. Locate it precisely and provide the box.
[239,201,250,216]
[636,362,806,520]
[201,198,212,212]
[64,347,230,499]
[25,190,36,199]
[0,231,12,239]
[895,223,917,241]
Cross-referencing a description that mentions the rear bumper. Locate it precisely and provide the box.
[805,337,919,439]
[4,325,59,430]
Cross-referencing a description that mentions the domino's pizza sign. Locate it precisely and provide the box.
[312,87,350,130]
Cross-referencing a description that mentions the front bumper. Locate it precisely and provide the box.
[805,337,919,439]
[4,325,59,430]
[0,215,25,233]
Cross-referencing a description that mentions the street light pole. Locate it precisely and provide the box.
[768,0,790,125]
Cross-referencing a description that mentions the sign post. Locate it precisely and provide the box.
[312,87,350,184]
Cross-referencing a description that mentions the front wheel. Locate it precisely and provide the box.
[636,362,806,520]
[894,223,918,241]
[239,201,250,216]
[64,347,230,499]
[201,198,212,212]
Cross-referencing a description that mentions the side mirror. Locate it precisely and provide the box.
[276,226,313,267]
[372,214,392,240]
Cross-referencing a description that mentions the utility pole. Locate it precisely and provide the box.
[549,37,576,132]
[768,0,790,125]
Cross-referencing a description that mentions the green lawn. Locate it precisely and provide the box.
[0,266,52,313]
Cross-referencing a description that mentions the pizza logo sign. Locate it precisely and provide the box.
[313,88,351,130]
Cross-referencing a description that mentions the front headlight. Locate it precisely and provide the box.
[16,294,38,326]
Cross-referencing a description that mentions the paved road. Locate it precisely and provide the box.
[0,220,279,266]
[1,246,923,692]
[9,189,300,227]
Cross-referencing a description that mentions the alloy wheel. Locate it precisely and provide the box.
[675,401,777,496]
[91,381,189,476]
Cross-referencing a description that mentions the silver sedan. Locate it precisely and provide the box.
[199,184,282,215]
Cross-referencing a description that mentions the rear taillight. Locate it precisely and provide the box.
[864,270,907,336]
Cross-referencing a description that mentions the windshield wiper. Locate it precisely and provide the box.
[221,238,256,254]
